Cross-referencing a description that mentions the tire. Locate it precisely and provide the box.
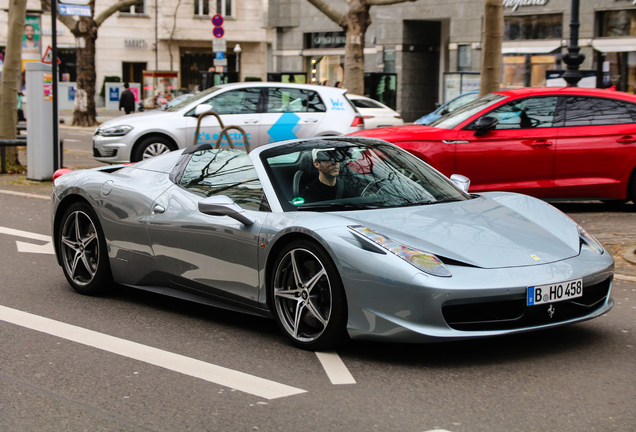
[58,202,114,295]
[132,136,175,162]
[601,199,628,206]
[629,171,636,204]
[270,240,348,350]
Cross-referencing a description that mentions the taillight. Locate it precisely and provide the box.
[351,116,365,127]
[394,115,402,119]
[52,168,73,182]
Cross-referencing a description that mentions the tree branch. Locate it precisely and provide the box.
[305,0,347,27]
[367,0,417,5]
[95,0,144,27]
[40,0,78,32]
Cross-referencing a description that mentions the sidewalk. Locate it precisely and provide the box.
[59,107,128,130]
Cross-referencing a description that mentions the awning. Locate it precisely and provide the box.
[592,38,636,53]
[502,40,562,54]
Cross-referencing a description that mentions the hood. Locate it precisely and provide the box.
[349,124,449,140]
[340,193,580,269]
[98,109,173,129]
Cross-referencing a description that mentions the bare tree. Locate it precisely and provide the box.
[41,0,143,126]
[306,0,417,95]
[479,0,503,97]
[0,0,27,168]
[167,0,184,71]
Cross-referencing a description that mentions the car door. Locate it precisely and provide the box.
[184,87,263,151]
[259,87,327,144]
[146,148,267,304]
[554,95,636,196]
[453,96,558,196]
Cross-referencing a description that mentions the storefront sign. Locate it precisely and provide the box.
[43,73,53,101]
[304,32,346,49]
[503,0,549,12]
[124,39,148,49]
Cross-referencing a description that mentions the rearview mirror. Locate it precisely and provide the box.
[198,195,255,226]
[450,174,470,193]
[195,104,213,116]
[474,116,498,136]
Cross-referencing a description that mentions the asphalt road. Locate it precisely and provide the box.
[0,124,635,431]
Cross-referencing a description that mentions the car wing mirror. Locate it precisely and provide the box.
[194,104,213,116]
[474,116,498,136]
[450,174,470,193]
[198,195,255,226]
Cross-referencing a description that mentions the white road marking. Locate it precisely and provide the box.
[615,274,636,283]
[0,189,50,200]
[0,226,55,254]
[0,305,306,400]
[315,351,356,385]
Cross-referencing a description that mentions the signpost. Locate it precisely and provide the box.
[41,46,61,64]
[212,14,226,73]
[58,4,92,16]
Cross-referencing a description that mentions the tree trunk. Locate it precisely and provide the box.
[71,17,99,127]
[0,0,27,167]
[343,1,371,95]
[479,0,503,97]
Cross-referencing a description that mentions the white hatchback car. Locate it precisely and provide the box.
[93,82,364,163]
[347,94,403,129]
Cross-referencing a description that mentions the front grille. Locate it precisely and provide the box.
[93,147,101,157]
[442,277,611,331]
[94,148,117,158]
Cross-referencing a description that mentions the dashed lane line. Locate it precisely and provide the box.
[0,305,306,400]
[315,351,356,385]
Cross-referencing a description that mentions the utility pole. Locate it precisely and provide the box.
[562,0,584,87]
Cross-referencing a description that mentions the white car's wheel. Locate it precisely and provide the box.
[132,136,175,162]
[271,240,348,350]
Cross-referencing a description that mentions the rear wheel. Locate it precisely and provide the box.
[58,202,114,295]
[132,136,175,162]
[629,170,636,204]
[270,240,348,350]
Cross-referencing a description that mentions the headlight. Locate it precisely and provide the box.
[98,125,134,137]
[349,225,451,277]
[578,224,604,255]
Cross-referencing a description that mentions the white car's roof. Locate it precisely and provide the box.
[213,81,348,94]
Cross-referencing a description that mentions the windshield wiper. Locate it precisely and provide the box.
[297,202,380,211]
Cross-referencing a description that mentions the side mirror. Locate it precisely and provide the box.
[450,174,470,193]
[194,104,213,116]
[474,116,498,136]
[198,195,255,226]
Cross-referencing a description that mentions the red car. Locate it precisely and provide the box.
[351,87,636,203]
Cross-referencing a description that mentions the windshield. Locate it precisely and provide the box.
[428,93,507,129]
[166,86,223,112]
[261,138,470,212]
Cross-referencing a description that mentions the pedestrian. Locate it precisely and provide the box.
[335,81,343,88]
[119,83,136,115]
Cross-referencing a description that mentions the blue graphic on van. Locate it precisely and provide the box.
[267,112,301,143]
[330,98,346,111]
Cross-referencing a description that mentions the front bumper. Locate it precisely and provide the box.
[92,135,133,164]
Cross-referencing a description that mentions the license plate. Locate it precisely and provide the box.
[527,279,583,306]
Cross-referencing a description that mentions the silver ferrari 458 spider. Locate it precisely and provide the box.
[51,137,614,350]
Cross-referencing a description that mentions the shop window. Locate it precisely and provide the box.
[503,54,558,88]
[267,88,325,113]
[487,97,557,130]
[308,55,344,86]
[120,0,145,15]
[194,0,210,16]
[504,14,562,40]
[458,45,471,71]
[598,10,636,37]
[562,97,634,127]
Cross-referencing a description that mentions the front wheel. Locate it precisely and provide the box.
[58,202,114,295]
[270,240,348,350]
[132,136,175,162]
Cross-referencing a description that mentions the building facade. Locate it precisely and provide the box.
[265,0,636,121]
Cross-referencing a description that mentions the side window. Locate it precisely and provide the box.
[267,88,325,113]
[487,97,557,129]
[564,97,634,126]
[203,88,261,115]
[179,149,263,211]
[351,99,384,109]
[447,93,478,112]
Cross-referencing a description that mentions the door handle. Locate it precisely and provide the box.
[617,136,636,144]
[243,119,259,124]
[530,140,553,147]
[303,118,318,123]
[153,205,165,214]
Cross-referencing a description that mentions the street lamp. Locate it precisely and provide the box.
[234,44,242,79]
[562,0,584,87]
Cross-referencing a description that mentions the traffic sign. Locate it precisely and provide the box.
[213,37,226,52]
[214,66,225,73]
[42,46,61,64]
[213,58,227,67]
[211,14,224,26]
[59,0,90,4]
[58,4,92,16]
[213,27,225,38]
[214,51,225,60]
